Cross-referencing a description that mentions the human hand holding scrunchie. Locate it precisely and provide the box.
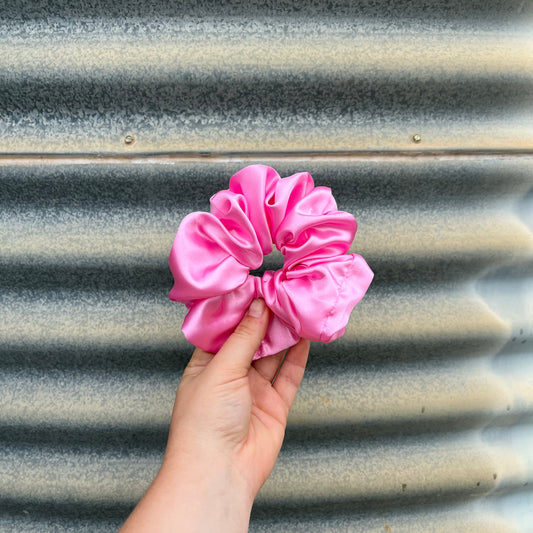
[120,298,310,532]
[120,165,371,531]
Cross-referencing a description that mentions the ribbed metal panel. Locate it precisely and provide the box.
[1,1,533,532]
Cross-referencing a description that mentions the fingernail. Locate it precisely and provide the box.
[248,298,265,318]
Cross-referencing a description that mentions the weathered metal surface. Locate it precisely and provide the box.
[1,159,532,532]
[0,1,532,154]
[1,1,533,531]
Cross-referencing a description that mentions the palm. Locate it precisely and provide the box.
[172,317,309,502]
[237,345,308,493]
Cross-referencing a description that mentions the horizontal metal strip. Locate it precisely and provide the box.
[1,32,531,79]
[1,111,531,155]
[0,0,530,26]
[0,494,529,533]
[0,356,530,435]
[2,151,533,163]
[260,428,533,505]
[0,325,511,373]
[0,427,530,506]
[251,499,527,533]
[0,499,524,533]
[2,159,531,205]
[1,209,530,270]
[0,284,511,353]
[289,360,528,429]
[0,258,529,290]
[250,505,530,532]
[0,516,122,533]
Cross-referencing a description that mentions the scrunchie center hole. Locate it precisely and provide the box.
[249,245,284,277]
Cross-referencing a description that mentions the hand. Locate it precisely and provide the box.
[120,298,310,533]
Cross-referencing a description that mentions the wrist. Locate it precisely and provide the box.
[153,452,254,533]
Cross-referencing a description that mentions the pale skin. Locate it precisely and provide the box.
[119,298,310,532]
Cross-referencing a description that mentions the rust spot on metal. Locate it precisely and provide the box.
[321,396,330,404]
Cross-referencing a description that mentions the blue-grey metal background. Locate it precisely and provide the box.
[1,1,533,531]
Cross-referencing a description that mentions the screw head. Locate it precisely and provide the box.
[124,134,136,145]
[412,134,422,144]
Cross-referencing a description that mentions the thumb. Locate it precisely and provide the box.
[209,298,269,378]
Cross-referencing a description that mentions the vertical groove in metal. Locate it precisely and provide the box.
[1,1,533,531]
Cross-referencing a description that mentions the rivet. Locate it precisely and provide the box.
[124,134,136,145]
[412,134,422,144]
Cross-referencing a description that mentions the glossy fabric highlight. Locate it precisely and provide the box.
[169,165,374,359]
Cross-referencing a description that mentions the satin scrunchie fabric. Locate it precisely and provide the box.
[169,165,374,360]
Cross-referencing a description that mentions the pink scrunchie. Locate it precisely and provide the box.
[169,165,373,360]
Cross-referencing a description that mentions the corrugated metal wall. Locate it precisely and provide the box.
[1,1,533,531]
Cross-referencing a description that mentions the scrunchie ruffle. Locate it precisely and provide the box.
[169,165,373,360]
